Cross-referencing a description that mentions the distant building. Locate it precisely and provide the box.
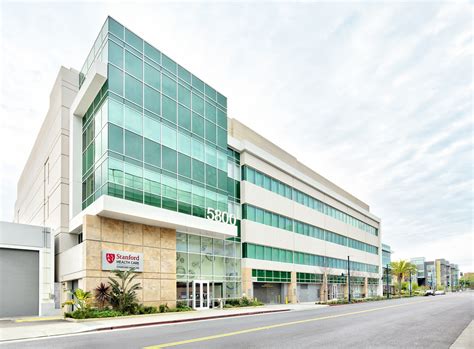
[410,257,459,290]
[382,244,393,295]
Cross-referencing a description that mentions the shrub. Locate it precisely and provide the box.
[159,304,169,313]
[65,309,123,319]
[108,269,142,313]
[94,283,110,310]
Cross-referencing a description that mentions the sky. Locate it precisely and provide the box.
[0,1,472,271]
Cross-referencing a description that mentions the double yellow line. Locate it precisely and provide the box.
[145,299,432,348]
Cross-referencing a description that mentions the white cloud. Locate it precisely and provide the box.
[0,2,472,271]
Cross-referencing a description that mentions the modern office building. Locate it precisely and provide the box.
[381,244,393,295]
[410,257,459,290]
[13,17,382,309]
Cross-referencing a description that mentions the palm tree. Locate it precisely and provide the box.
[94,282,110,309]
[390,260,418,295]
[62,288,92,311]
[108,269,142,313]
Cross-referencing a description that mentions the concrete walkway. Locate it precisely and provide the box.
[450,320,473,349]
[0,303,327,342]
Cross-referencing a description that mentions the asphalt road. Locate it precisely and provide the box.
[2,292,473,349]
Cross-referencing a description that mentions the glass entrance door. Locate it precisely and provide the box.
[192,280,210,310]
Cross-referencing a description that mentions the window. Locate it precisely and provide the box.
[191,138,204,162]
[124,105,142,134]
[125,74,142,106]
[144,85,160,115]
[177,132,191,156]
[109,98,123,126]
[144,42,161,63]
[144,63,160,90]
[205,120,216,143]
[144,139,160,167]
[192,113,204,137]
[162,54,177,74]
[178,153,191,178]
[162,95,176,123]
[108,65,123,96]
[162,74,176,99]
[125,28,143,52]
[143,117,160,143]
[192,93,204,115]
[178,84,191,107]
[162,124,176,149]
[124,130,142,160]
[124,50,142,79]
[162,146,177,172]
[108,124,123,154]
[108,40,123,68]
[205,102,216,123]
[178,105,191,131]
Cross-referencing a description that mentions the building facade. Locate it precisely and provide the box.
[14,17,382,309]
[410,257,459,290]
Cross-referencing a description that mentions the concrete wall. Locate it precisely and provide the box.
[14,67,79,262]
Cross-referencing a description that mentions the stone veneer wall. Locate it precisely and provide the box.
[80,215,177,307]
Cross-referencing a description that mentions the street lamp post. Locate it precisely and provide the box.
[386,264,390,299]
[347,256,351,303]
[409,270,412,297]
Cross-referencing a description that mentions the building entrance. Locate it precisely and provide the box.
[192,280,210,310]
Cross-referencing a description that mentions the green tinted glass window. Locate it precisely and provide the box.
[144,42,161,64]
[162,95,176,123]
[178,105,191,131]
[177,132,191,156]
[192,159,205,182]
[205,120,216,143]
[125,28,143,52]
[108,124,123,154]
[178,84,191,107]
[192,76,204,92]
[108,18,124,40]
[124,105,142,134]
[191,138,204,161]
[143,117,160,143]
[162,74,176,99]
[206,165,217,187]
[217,109,226,128]
[124,51,142,79]
[108,40,123,68]
[124,130,143,160]
[192,113,204,137]
[109,98,123,126]
[144,139,161,167]
[205,102,216,123]
[217,127,227,149]
[144,85,160,115]
[108,65,123,95]
[144,63,160,90]
[124,74,142,106]
[162,124,176,149]
[192,93,204,115]
[178,153,191,178]
[162,54,177,74]
[162,146,177,172]
[178,66,191,83]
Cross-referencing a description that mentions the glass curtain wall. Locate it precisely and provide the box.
[176,232,241,306]
[81,17,230,220]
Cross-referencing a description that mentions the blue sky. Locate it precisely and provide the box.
[0,1,472,271]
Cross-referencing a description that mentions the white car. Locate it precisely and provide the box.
[434,290,446,295]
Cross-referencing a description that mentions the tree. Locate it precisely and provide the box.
[108,269,142,313]
[390,260,418,295]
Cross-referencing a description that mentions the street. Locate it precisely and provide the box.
[2,293,472,349]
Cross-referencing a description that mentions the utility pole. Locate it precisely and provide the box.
[386,264,390,299]
[409,270,412,297]
[348,256,351,303]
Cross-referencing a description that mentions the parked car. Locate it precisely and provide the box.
[434,290,446,295]
[424,289,435,296]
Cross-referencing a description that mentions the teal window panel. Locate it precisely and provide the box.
[205,102,216,123]
[125,50,142,79]
[162,54,177,74]
[162,73,177,99]
[108,40,123,68]
[144,139,161,167]
[206,165,217,187]
[178,153,191,178]
[124,130,143,160]
[178,84,191,108]
[205,120,216,143]
[162,95,177,123]
[125,28,143,52]
[124,74,142,106]
[192,159,205,182]
[108,123,123,154]
[192,75,204,93]
[192,93,204,115]
[178,66,191,83]
[191,138,205,162]
[162,146,177,173]
[143,116,160,143]
[124,105,142,134]
[178,105,191,131]
[192,113,204,138]
[144,63,161,91]
[108,65,123,96]
[144,85,160,115]
[109,98,123,126]
[108,17,124,40]
[177,131,191,156]
[162,123,177,150]
[144,42,161,64]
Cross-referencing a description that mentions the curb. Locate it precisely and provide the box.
[92,309,291,332]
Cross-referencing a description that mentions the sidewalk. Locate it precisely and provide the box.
[0,303,327,342]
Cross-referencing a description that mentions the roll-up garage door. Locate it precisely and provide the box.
[297,284,320,302]
[0,248,39,317]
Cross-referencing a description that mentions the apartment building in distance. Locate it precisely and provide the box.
[410,257,459,290]
[14,17,382,309]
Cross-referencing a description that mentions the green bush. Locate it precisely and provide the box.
[224,297,263,307]
[65,309,123,319]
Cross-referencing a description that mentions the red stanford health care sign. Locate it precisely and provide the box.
[101,250,144,272]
